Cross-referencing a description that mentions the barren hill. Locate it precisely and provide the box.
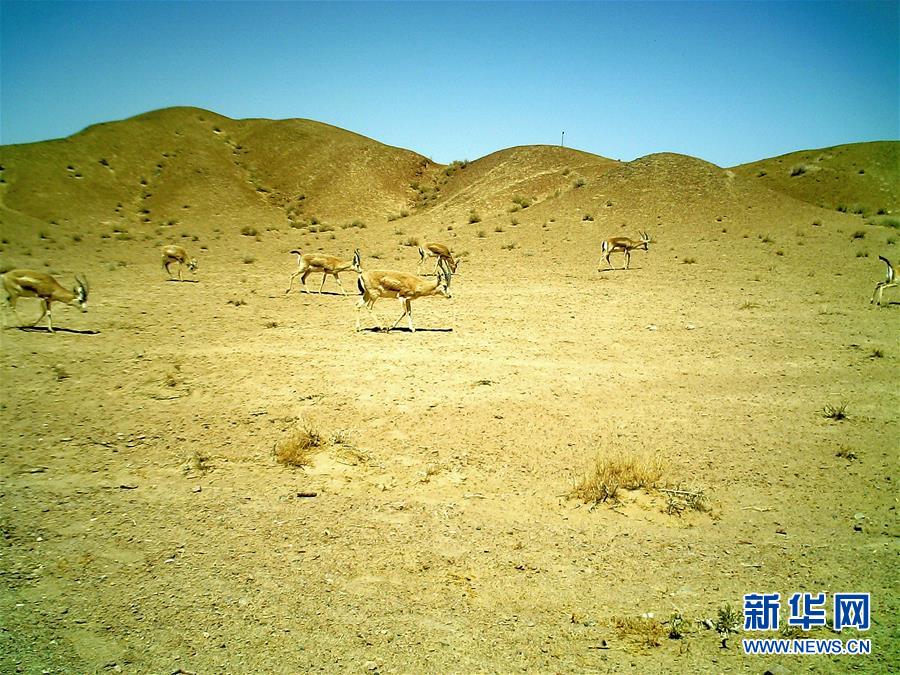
[1,107,896,244]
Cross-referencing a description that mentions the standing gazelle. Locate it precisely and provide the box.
[162,245,198,281]
[871,256,897,305]
[2,269,89,333]
[418,241,459,275]
[599,231,651,270]
[286,249,361,296]
[356,258,452,332]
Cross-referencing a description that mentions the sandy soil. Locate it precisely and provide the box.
[1,198,897,674]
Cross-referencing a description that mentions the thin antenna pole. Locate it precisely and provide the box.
[561,131,565,147]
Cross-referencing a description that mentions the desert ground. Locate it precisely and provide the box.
[0,109,897,673]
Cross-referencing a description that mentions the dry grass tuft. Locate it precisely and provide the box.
[275,423,326,467]
[611,616,666,648]
[571,451,665,504]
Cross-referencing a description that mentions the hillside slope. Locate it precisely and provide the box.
[0,107,436,235]
[730,141,899,216]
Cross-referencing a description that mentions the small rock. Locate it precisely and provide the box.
[192,485,202,493]
[364,661,378,671]
[646,324,658,331]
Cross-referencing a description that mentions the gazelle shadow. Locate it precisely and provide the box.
[360,326,453,333]
[12,326,100,335]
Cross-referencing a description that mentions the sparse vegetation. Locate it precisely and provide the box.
[682,257,697,264]
[822,401,849,421]
[571,451,664,504]
[240,226,258,237]
[715,604,741,636]
[274,423,325,468]
[468,210,482,224]
[612,616,666,649]
[501,242,518,250]
[852,230,866,239]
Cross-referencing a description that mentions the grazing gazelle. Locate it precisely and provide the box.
[2,269,89,333]
[599,231,651,270]
[286,248,361,296]
[418,240,459,275]
[871,256,897,305]
[162,245,198,281]
[356,258,452,332]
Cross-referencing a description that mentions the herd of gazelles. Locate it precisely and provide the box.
[1,231,897,333]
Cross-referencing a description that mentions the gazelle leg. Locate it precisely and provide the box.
[319,273,329,294]
[178,263,183,281]
[624,251,631,270]
[872,283,884,304]
[406,300,415,332]
[355,296,367,331]
[334,274,347,296]
[32,300,48,328]
[390,297,409,330]
[301,271,311,293]
[286,270,301,294]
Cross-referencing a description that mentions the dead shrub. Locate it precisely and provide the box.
[571,451,665,504]
[611,616,666,648]
[275,423,325,467]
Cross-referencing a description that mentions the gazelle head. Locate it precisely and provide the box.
[352,249,362,272]
[73,275,89,312]
[638,231,651,250]
[187,258,199,273]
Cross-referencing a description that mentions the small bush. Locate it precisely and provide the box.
[715,604,741,635]
[583,214,594,221]
[240,226,258,237]
[870,216,900,229]
[789,163,808,177]
[476,230,486,238]
[822,401,849,421]
[573,177,586,188]
[511,195,531,209]
[501,242,518,250]
[401,236,419,247]
[275,424,325,467]
[682,257,697,264]
[468,210,482,224]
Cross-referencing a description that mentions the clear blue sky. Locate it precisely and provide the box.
[1,1,897,166]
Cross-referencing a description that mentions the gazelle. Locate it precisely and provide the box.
[2,269,89,333]
[356,258,452,332]
[286,248,361,296]
[418,240,459,275]
[871,256,897,305]
[599,231,651,270]
[162,245,198,281]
